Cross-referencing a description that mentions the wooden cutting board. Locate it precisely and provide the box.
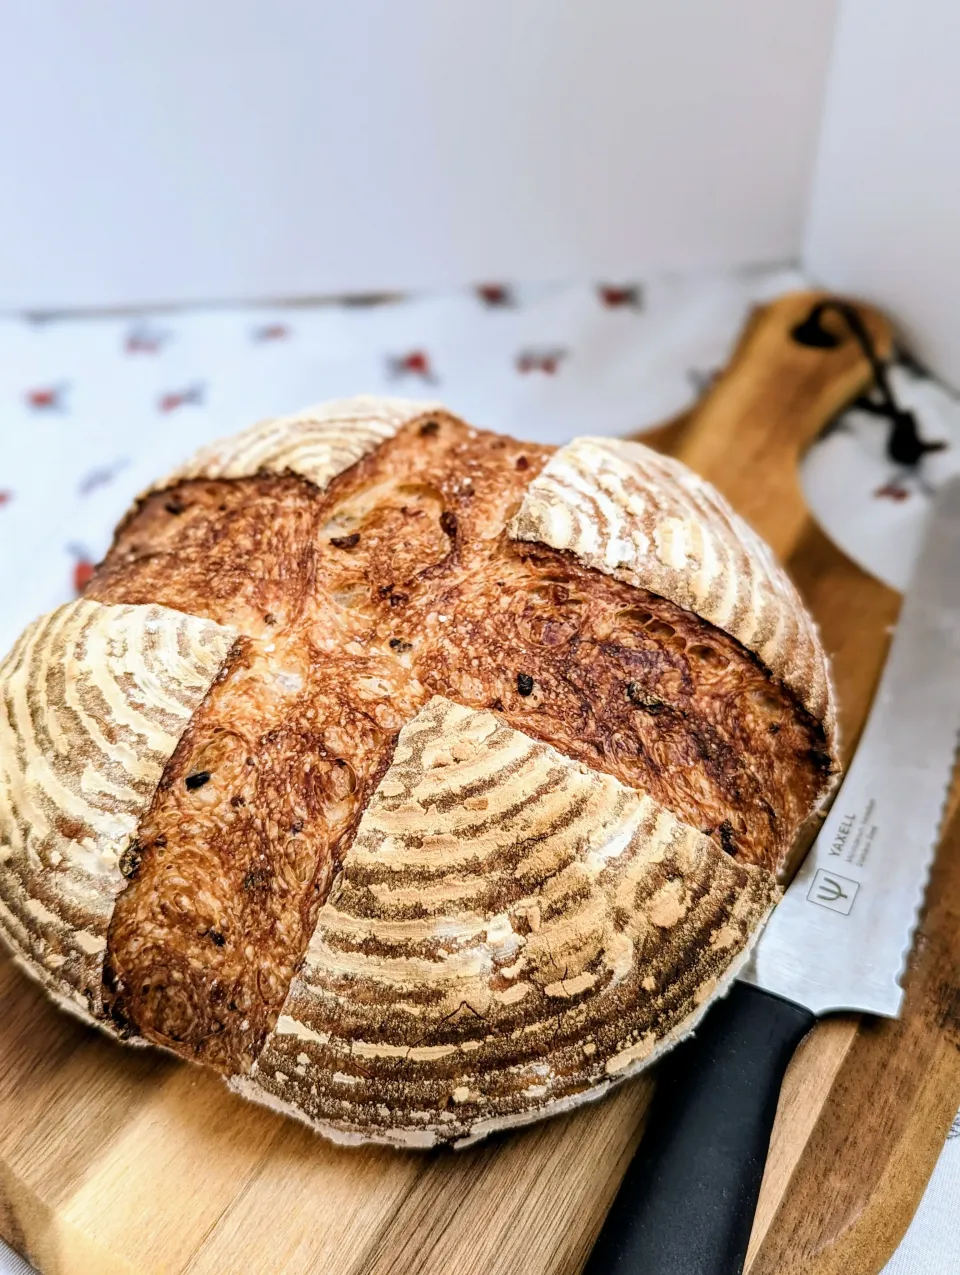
[2,292,959,1275]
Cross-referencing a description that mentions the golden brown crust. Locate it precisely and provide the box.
[236,698,778,1147]
[86,411,826,1082]
[90,474,323,639]
[1,396,836,1146]
[102,632,411,1067]
[94,414,548,1066]
[420,536,831,874]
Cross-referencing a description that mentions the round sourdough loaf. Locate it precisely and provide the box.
[0,396,836,1148]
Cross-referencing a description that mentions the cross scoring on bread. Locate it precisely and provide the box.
[83,410,829,1074]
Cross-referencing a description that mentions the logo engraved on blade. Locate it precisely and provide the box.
[807,869,859,915]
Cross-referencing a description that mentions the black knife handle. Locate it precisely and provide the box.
[583,982,815,1275]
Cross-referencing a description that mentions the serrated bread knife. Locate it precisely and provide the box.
[585,474,960,1275]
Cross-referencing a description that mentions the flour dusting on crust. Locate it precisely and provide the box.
[0,600,235,1019]
[238,698,778,1146]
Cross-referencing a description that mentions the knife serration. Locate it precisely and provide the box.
[744,474,960,1017]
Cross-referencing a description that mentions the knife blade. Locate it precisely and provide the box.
[744,478,960,1018]
[585,473,960,1275]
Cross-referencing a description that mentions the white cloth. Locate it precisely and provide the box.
[1,267,957,1274]
[882,1114,960,1274]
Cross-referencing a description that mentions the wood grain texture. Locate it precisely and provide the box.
[2,290,958,1275]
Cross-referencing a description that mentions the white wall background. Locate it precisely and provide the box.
[804,0,960,388]
[0,0,839,311]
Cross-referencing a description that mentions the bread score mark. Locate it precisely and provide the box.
[0,600,236,1022]
[237,697,779,1148]
[508,436,837,742]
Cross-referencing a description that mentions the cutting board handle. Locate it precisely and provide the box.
[674,291,894,560]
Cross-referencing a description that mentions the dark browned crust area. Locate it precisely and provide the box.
[89,474,322,639]
[89,413,825,1072]
[426,539,830,868]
